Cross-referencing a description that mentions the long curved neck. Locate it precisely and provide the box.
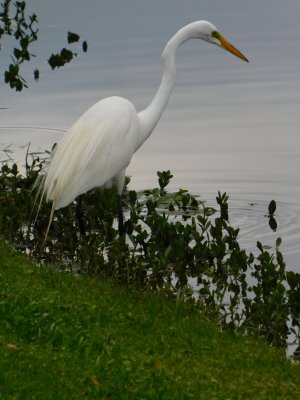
[138,24,196,147]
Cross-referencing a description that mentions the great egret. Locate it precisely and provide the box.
[38,20,248,236]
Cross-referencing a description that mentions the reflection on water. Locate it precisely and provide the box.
[226,198,300,269]
[0,126,65,166]
[1,0,300,270]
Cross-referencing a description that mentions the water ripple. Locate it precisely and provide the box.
[228,197,300,271]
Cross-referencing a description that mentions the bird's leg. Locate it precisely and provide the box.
[117,194,125,236]
[75,194,86,236]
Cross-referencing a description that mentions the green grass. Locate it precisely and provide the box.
[0,241,300,399]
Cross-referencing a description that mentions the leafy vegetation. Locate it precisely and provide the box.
[0,151,299,358]
[1,241,300,399]
[0,1,87,90]
[47,32,88,70]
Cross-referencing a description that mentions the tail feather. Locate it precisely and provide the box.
[43,201,56,243]
[32,170,58,244]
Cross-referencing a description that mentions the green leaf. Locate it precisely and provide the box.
[13,48,22,59]
[262,245,272,250]
[67,31,80,44]
[34,68,39,80]
[268,199,276,215]
[276,237,282,248]
[60,48,74,62]
[82,40,88,52]
[256,241,263,252]
[20,36,29,49]
[48,48,74,69]
[48,54,63,69]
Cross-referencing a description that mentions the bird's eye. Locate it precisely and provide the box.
[211,31,220,39]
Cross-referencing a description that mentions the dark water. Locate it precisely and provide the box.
[1,0,300,270]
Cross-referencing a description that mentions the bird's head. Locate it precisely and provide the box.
[194,20,249,62]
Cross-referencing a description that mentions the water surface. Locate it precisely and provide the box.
[1,0,299,270]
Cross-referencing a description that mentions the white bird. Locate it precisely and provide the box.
[38,20,248,236]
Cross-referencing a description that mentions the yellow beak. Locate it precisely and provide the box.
[213,32,249,62]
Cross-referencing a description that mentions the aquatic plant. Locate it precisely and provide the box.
[0,151,299,357]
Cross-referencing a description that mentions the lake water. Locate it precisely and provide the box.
[1,0,300,271]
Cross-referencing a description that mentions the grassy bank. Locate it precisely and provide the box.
[0,241,299,399]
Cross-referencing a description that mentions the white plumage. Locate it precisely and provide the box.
[43,97,140,209]
[38,21,248,234]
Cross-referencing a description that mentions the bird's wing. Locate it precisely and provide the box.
[43,97,140,209]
